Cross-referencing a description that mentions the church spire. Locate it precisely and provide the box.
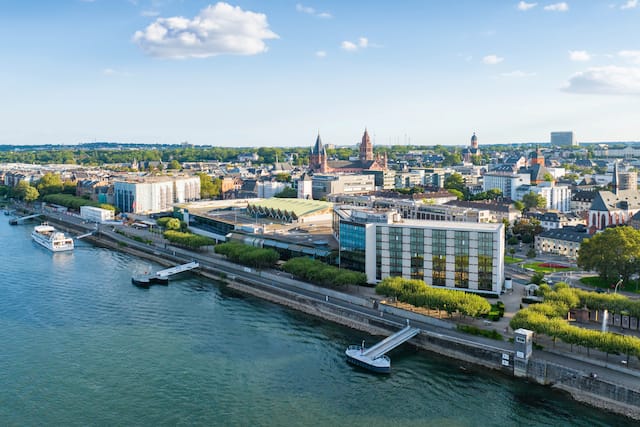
[360,128,373,161]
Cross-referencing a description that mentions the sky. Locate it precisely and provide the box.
[0,0,639,148]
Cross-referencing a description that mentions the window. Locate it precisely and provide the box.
[432,229,447,286]
[478,232,494,291]
[410,228,424,281]
[454,231,469,288]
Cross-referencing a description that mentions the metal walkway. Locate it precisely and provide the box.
[362,326,421,359]
[10,213,42,223]
[156,261,200,279]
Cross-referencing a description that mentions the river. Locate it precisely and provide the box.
[0,217,631,426]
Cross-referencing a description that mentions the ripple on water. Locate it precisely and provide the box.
[0,220,635,426]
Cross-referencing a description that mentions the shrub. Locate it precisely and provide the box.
[282,257,366,287]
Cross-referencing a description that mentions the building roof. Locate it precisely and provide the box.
[247,198,333,219]
[538,227,589,243]
[391,218,503,232]
[590,190,640,212]
[445,199,516,213]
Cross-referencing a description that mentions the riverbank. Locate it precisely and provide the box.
[11,207,640,420]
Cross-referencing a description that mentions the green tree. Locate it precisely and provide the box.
[578,226,640,284]
[522,192,547,210]
[24,185,40,203]
[14,181,39,202]
[513,200,525,212]
[197,173,221,199]
[168,159,182,170]
[274,187,297,198]
[36,173,64,196]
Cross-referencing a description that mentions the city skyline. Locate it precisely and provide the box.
[1,1,639,147]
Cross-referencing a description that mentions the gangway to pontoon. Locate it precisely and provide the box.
[156,261,200,280]
[345,325,420,373]
[362,326,421,359]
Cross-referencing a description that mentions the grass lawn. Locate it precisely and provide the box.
[580,276,640,294]
[522,262,576,274]
[504,256,523,264]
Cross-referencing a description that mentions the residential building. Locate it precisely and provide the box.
[482,172,530,200]
[113,176,200,214]
[535,226,589,259]
[311,174,375,200]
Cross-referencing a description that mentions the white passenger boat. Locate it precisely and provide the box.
[31,223,74,252]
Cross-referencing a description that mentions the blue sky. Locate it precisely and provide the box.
[0,0,638,147]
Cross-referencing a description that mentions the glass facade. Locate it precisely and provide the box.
[376,228,382,280]
[339,221,367,272]
[410,228,424,281]
[454,231,469,288]
[388,227,403,277]
[478,232,494,291]
[432,229,446,286]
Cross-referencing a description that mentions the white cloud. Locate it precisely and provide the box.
[619,50,640,64]
[621,0,638,9]
[341,37,371,52]
[133,2,279,59]
[296,3,332,18]
[544,2,569,11]
[563,66,640,95]
[517,1,538,11]
[569,50,591,61]
[501,70,536,77]
[295,3,315,14]
[341,41,358,51]
[482,54,504,65]
[315,50,326,58]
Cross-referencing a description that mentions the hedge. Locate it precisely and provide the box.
[214,242,279,269]
[282,257,367,288]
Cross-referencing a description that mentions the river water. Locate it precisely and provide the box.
[0,217,631,426]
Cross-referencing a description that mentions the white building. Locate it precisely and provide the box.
[80,206,114,223]
[365,219,505,295]
[528,182,572,213]
[483,172,530,200]
[114,176,200,214]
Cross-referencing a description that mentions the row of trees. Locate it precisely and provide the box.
[375,277,492,318]
[538,283,640,318]
[281,257,367,288]
[511,283,640,360]
[214,242,280,269]
[163,230,215,249]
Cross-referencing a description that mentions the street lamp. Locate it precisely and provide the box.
[602,277,623,333]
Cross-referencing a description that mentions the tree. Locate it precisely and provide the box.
[36,173,63,196]
[168,160,181,170]
[522,192,546,210]
[197,173,221,199]
[578,226,640,284]
[274,187,297,198]
[513,200,525,212]
[14,181,39,202]
[543,173,554,182]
